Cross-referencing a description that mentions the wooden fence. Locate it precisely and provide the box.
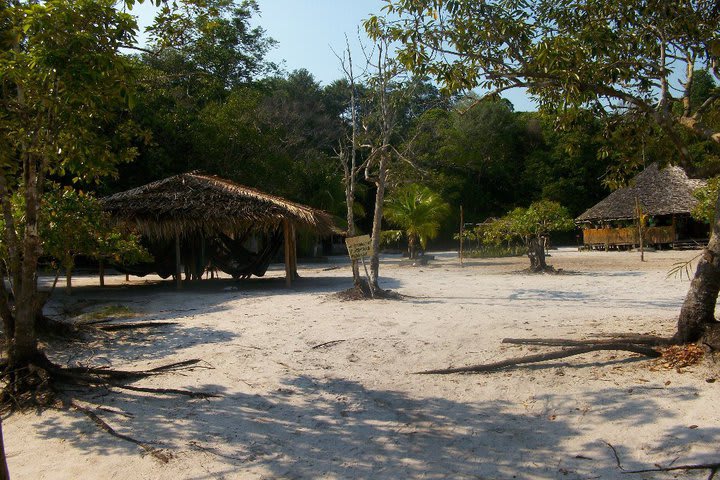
[582,226,675,247]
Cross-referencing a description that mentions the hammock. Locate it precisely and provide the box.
[208,228,284,279]
[112,239,176,279]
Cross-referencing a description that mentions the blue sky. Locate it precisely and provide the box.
[131,0,536,111]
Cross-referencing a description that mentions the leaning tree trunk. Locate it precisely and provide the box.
[369,154,388,289]
[526,236,547,272]
[676,191,720,343]
[4,159,45,392]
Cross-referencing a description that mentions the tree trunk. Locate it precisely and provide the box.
[408,235,418,259]
[369,154,388,289]
[12,183,42,369]
[65,267,72,295]
[0,418,9,480]
[676,191,720,342]
[527,236,547,272]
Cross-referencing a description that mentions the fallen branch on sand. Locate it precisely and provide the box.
[69,401,171,462]
[96,322,178,332]
[113,385,219,398]
[605,440,720,479]
[311,339,346,350]
[416,343,660,375]
[624,463,720,478]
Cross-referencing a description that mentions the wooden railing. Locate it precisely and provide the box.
[582,226,675,246]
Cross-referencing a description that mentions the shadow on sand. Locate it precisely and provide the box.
[32,373,720,479]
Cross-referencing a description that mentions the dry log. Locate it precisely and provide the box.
[97,322,178,332]
[416,344,660,375]
[114,385,219,398]
[502,336,673,347]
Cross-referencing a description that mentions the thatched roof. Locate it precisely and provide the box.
[575,164,706,223]
[101,173,337,238]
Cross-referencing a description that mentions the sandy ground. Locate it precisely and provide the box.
[4,248,720,480]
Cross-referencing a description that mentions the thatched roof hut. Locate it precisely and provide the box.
[101,173,336,238]
[575,164,708,249]
[575,163,705,223]
[101,173,337,286]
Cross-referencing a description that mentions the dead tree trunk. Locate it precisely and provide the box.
[336,36,362,288]
[369,154,388,289]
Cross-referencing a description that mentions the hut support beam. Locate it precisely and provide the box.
[284,220,298,287]
[175,235,182,290]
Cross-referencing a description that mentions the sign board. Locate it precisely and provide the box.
[345,234,372,260]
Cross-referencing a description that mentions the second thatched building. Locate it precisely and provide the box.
[575,163,708,249]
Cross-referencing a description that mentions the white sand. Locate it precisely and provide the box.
[5,248,720,479]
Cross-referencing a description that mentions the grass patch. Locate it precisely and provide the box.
[81,305,137,321]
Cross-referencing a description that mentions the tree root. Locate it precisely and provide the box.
[1,355,207,410]
[416,344,660,375]
[69,401,171,463]
[48,359,204,387]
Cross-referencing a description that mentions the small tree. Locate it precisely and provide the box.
[488,200,574,272]
[383,184,450,258]
[41,187,151,293]
[41,188,103,294]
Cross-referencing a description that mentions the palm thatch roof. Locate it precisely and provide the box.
[101,173,337,239]
[575,163,706,223]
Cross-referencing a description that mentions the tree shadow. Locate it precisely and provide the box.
[29,375,720,479]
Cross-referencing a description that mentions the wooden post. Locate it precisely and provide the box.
[635,197,645,262]
[290,223,298,279]
[672,215,677,242]
[175,234,182,290]
[284,219,292,287]
[459,205,464,266]
[99,259,105,287]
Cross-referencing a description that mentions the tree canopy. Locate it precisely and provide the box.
[368,0,720,153]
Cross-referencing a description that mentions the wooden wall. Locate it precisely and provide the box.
[582,226,675,247]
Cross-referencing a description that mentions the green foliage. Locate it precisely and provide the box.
[485,200,575,246]
[692,177,720,224]
[383,184,450,254]
[41,187,151,273]
[0,0,141,181]
[379,229,403,248]
[371,0,720,176]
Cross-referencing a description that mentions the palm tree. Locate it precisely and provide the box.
[383,184,450,259]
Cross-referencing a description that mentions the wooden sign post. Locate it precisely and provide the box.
[345,234,374,298]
